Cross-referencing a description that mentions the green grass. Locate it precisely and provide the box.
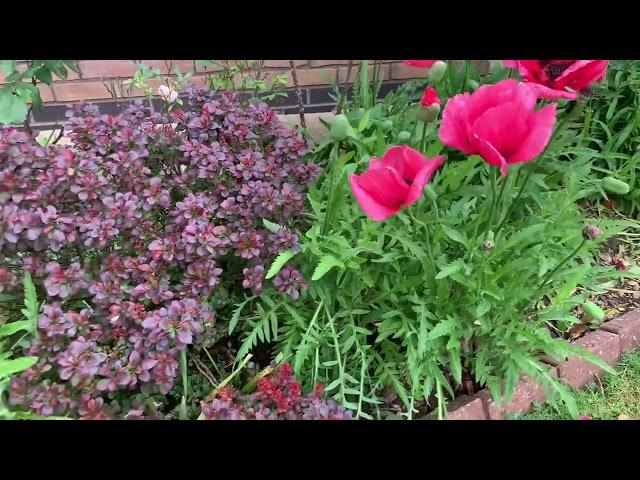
[512,349,640,420]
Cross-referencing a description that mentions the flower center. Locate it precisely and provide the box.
[544,62,570,79]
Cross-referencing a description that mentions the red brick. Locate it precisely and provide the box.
[265,60,307,68]
[79,60,138,79]
[390,63,430,80]
[502,375,548,415]
[187,75,209,87]
[338,64,390,83]
[286,67,337,87]
[557,330,621,388]
[120,77,167,98]
[309,60,352,67]
[445,395,487,420]
[142,60,198,75]
[52,81,112,101]
[475,390,505,420]
[38,84,56,103]
[601,309,640,353]
[475,368,558,419]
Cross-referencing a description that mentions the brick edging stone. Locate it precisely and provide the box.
[423,308,640,420]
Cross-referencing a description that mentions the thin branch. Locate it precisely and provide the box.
[336,60,354,115]
[289,60,306,129]
[190,352,217,387]
[52,125,65,145]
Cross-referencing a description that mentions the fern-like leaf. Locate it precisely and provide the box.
[265,250,297,280]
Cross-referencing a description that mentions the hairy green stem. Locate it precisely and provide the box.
[495,99,584,236]
[536,238,588,294]
[485,168,498,240]
[420,122,429,153]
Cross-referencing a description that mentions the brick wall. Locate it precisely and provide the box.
[1,60,490,129]
[1,60,430,104]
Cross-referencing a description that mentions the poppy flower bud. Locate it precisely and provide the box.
[381,120,394,132]
[397,130,412,144]
[582,225,603,240]
[330,114,349,141]
[419,87,441,123]
[469,80,480,91]
[602,176,630,195]
[428,61,448,83]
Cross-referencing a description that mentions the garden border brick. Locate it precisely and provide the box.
[430,308,640,420]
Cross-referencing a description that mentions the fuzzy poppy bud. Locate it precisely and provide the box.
[602,176,630,195]
[381,120,394,132]
[397,130,412,144]
[419,87,441,123]
[330,114,349,141]
[428,61,448,83]
[483,240,494,251]
[582,225,603,240]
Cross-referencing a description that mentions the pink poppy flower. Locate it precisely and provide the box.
[439,79,556,176]
[502,60,608,100]
[404,60,438,68]
[349,146,444,221]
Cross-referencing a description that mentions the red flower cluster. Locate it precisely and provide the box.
[200,363,353,420]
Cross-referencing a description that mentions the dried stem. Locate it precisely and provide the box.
[52,125,65,145]
[336,60,354,115]
[289,60,306,129]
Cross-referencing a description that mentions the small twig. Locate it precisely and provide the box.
[605,287,637,294]
[190,353,217,386]
[336,60,354,115]
[289,60,306,129]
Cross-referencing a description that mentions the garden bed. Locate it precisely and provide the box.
[431,305,640,420]
[3,59,640,421]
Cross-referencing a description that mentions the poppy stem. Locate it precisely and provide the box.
[495,98,584,236]
[534,237,588,297]
[420,122,429,152]
[484,168,498,240]
[410,116,419,146]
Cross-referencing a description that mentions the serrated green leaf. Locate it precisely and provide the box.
[357,109,371,132]
[311,255,344,281]
[435,259,464,280]
[228,296,253,335]
[427,318,455,340]
[0,356,37,378]
[0,321,33,338]
[265,250,297,280]
[441,225,468,248]
[325,378,342,392]
[449,351,462,385]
